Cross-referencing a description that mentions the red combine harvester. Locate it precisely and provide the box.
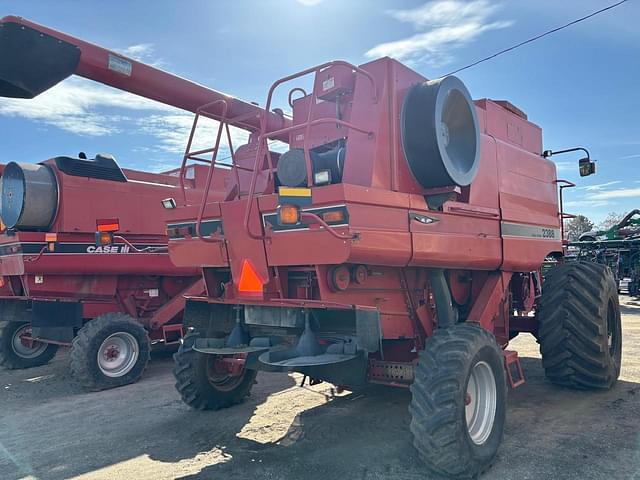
[162,59,619,476]
[0,16,249,390]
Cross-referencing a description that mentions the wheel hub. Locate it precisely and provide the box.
[607,299,619,356]
[206,356,245,391]
[11,325,48,359]
[465,360,497,446]
[97,332,139,378]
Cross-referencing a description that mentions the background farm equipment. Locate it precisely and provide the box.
[0,16,236,390]
[0,156,220,390]
[568,210,640,295]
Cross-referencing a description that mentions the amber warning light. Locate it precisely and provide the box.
[97,218,120,232]
[277,205,300,226]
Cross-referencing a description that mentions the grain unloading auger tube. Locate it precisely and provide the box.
[0,15,288,135]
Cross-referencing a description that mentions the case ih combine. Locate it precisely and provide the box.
[0,16,235,390]
[1,17,622,479]
[163,58,620,477]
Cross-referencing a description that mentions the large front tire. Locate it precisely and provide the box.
[538,261,622,389]
[0,321,59,369]
[410,323,507,479]
[173,332,257,410]
[70,313,151,391]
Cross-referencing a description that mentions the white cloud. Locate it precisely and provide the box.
[115,43,166,68]
[620,153,640,159]
[138,114,250,158]
[578,181,622,191]
[117,43,155,60]
[388,0,500,29]
[564,200,612,209]
[0,72,253,162]
[296,0,323,5]
[564,185,640,210]
[589,187,640,201]
[0,43,271,168]
[365,0,512,67]
[0,76,174,136]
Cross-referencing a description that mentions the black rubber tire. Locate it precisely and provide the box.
[538,261,622,389]
[409,323,507,479]
[0,321,59,369]
[70,313,151,391]
[173,332,257,410]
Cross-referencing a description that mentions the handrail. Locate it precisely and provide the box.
[555,179,576,242]
[263,117,374,141]
[195,100,229,243]
[179,99,228,204]
[243,60,378,240]
[300,212,357,240]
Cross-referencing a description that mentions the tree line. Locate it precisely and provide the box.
[564,212,626,241]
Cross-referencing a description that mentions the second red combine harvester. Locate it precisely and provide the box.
[0,16,237,390]
[163,56,620,477]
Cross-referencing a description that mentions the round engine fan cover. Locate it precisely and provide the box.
[400,75,480,189]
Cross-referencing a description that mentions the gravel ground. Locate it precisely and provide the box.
[1,297,639,480]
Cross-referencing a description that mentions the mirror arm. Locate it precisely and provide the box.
[542,146,591,160]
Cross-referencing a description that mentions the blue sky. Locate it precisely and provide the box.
[0,0,638,224]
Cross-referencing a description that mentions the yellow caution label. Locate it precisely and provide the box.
[278,187,312,197]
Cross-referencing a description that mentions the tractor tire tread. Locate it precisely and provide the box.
[409,323,506,479]
[70,313,151,391]
[538,261,621,390]
[173,332,257,411]
[0,321,59,369]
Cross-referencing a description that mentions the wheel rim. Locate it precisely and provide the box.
[97,332,139,378]
[465,360,497,445]
[606,299,620,357]
[206,356,244,392]
[11,324,48,359]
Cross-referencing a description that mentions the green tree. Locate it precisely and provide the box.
[564,214,594,241]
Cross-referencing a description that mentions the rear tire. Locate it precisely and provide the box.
[409,323,507,479]
[0,321,58,369]
[70,313,151,391]
[173,332,257,410]
[538,261,622,389]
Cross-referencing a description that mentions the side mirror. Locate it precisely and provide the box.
[579,157,596,177]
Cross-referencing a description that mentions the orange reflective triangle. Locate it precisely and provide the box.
[238,259,264,293]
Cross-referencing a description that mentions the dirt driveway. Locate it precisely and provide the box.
[2,298,640,480]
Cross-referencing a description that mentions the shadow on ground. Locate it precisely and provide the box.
[2,311,640,480]
[175,357,640,480]
[0,356,297,480]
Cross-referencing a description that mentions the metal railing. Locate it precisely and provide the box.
[555,179,576,242]
[243,60,378,240]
